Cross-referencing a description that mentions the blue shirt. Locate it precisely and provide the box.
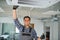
[14,18,37,40]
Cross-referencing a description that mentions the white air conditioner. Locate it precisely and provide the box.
[6,0,60,8]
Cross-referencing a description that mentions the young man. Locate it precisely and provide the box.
[13,6,37,40]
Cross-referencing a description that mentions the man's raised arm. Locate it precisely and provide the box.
[13,6,18,19]
[13,6,23,30]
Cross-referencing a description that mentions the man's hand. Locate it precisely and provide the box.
[13,6,19,10]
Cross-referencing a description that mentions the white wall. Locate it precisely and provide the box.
[0,17,44,37]
[31,19,44,37]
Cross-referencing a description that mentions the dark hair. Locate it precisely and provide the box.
[23,16,31,20]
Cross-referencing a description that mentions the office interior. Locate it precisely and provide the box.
[0,0,60,40]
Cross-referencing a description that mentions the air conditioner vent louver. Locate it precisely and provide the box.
[18,1,32,5]
[18,0,40,6]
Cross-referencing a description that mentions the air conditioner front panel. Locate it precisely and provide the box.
[6,0,60,8]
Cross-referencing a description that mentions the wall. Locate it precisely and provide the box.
[31,19,44,37]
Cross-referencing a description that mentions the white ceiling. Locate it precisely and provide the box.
[0,0,60,20]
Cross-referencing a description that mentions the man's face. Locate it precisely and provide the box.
[24,18,30,26]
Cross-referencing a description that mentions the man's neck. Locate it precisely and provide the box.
[25,26,30,29]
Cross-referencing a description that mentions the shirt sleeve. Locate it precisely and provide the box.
[14,18,23,30]
[32,29,37,40]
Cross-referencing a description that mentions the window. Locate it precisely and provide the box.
[16,27,19,33]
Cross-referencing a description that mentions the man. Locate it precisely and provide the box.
[13,6,37,40]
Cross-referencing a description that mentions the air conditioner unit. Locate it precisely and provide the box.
[6,0,60,8]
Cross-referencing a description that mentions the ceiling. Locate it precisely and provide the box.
[0,0,60,20]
